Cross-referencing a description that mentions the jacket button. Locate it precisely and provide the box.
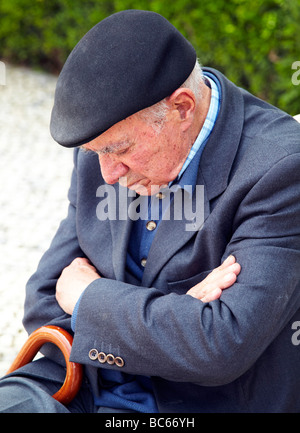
[89,348,98,360]
[114,356,125,367]
[106,354,115,365]
[141,258,147,267]
[98,351,107,364]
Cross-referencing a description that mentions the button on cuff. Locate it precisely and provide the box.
[115,356,125,367]
[88,349,125,368]
[89,348,98,360]
[98,352,107,364]
[106,354,115,365]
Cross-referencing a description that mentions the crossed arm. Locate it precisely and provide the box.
[56,255,241,316]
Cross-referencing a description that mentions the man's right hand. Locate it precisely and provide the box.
[186,255,241,303]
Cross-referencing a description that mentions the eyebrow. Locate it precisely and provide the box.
[81,140,131,155]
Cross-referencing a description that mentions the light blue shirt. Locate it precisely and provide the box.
[177,75,221,179]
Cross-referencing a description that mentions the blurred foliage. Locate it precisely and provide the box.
[0,0,299,114]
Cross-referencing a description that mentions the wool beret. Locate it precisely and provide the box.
[50,10,197,147]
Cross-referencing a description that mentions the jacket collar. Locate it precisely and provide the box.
[199,67,244,201]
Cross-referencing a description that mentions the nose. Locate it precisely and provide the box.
[98,154,129,184]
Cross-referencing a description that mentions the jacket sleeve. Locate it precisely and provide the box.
[70,153,300,385]
[23,148,84,364]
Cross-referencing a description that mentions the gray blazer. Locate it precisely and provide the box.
[23,68,300,412]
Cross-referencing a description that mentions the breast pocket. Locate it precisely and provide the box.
[167,270,212,295]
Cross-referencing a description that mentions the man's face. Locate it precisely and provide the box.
[83,111,191,195]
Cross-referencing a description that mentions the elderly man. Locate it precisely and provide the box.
[1,10,300,413]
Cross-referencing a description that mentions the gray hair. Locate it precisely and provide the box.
[137,59,204,132]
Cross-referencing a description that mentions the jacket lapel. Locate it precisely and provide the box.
[200,67,244,201]
[141,169,209,287]
[108,183,134,281]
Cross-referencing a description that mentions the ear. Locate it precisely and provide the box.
[168,88,196,125]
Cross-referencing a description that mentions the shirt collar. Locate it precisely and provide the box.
[167,73,221,196]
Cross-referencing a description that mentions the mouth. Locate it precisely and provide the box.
[128,182,168,196]
[127,181,145,189]
[127,182,150,196]
[119,178,150,196]
[119,176,146,189]
[118,176,166,196]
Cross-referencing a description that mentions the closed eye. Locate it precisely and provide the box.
[116,147,130,156]
[81,140,133,156]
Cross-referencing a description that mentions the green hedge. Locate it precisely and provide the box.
[0,0,299,114]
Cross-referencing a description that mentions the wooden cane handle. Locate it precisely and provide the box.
[6,325,83,405]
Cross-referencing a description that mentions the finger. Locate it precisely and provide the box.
[222,263,241,279]
[220,271,238,289]
[218,255,236,270]
[211,261,241,279]
[72,257,89,265]
[188,284,223,302]
[72,257,96,270]
[187,281,220,299]
[187,266,240,300]
[188,273,235,299]
[200,287,222,303]
[209,266,240,289]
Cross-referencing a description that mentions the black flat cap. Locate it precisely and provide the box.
[50,10,197,147]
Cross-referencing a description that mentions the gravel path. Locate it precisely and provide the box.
[0,64,73,376]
